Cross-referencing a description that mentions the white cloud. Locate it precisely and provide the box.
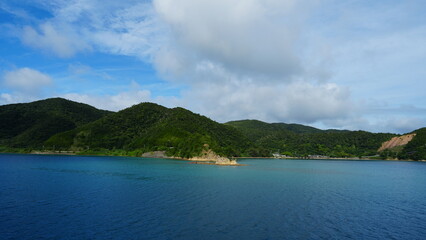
[0,2,33,20]
[180,79,352,124]
[0,93,15,105]
[153,0,309,80]
[382,118,426,134]
[145,0,356,125]
[0,92,41,106]
[61,80,155,111]
[5,0,426,133]
[12,0,353,125]
[21,22,91,57]
[21,0,317,81]
[1,67,54,105]
[2,67,52,92]
[61,91,150,111]
[322,116,426,134]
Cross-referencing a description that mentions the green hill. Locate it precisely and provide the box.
[228,120,324,132]
[399,128,426,160]
[226,120,396,158]
[45,102,252,158]
[2,98,424,160]
[0,98,111,148]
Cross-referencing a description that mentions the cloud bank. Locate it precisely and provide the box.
[2,0,426,133]
[152,0,352,124]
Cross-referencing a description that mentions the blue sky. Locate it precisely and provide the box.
[1,0,425,133]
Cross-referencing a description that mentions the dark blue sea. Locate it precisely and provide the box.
[1,154,425,239]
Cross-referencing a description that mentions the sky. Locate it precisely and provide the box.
[1,0,425,134]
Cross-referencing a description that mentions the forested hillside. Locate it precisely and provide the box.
[0,98,111,148]
[399,128,426,160]
[226,120,396,158]
[1,98,425,160]
[45,102,253,158]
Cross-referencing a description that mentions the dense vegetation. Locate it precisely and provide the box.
[0,98,111,148]
[399,128,426,160]
[226,120,396,158]
[1,98,425,160]
[45,102,252,158]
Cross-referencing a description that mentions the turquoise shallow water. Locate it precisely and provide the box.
[0,154,425,239]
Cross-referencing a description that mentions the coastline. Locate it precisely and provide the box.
[4,150,244,166]
[236,156,426,162]
[188,161,246,166]
[31,151,77,156]
[1,151,425,163]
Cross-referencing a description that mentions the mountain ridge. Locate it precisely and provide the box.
[1,98,425,160]
[44,101,252,158]
[226,119,397,158]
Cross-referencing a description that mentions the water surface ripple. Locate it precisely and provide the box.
[0,154,425,239]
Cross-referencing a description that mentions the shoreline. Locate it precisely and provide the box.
[188,161,246,166]
[237,156,426,162]
[1,151,425,163]
[1,150,244,166]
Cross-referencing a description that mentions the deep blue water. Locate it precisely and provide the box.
[1,154,425,240]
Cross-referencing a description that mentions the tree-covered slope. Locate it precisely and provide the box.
[226,120,322,138]
[45,103,252,158]
[226,120,396,157]
[0,98,111,147]
[399,128,426,160]
[2,98,422,160]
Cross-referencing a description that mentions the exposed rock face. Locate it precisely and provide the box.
[141,151,167,158]
[141,145,240,165]
[189,145,239,165]
[378,134,416,152]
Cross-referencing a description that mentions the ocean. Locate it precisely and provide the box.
[1,154,425,239]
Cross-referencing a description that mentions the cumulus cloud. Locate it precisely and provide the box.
[181,79,352,124]
[2,67,52,92]
[7,0,425,133]
[20,0,318,82]
[0,68,54,105]
[11,0,352,125]
[147,0,352,124]
[153,0,310,80]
